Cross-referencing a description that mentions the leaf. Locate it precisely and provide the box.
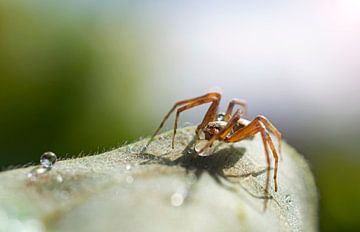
[0,127,318,232]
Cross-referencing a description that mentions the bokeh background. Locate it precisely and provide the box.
[1,1,359,231]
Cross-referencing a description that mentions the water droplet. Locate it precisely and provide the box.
[125,164,132,171]
[171,193,184,207]
[40,152,57,169]
[126,175,134,184]
[170,187,188,207]
[27,151,58,180]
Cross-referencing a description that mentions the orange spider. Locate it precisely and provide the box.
[147,92,282,198]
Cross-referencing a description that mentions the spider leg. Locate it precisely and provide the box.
[256,115,282,154]
[173,95,219,148]
[265,132,279,192]
[224,98,248,121]
[194,94,222,137]
[258,127,272,210]
[146,92,221,148]
[224,117,280,210]
[225,117,279,191]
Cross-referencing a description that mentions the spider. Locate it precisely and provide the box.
[147,92,282,198]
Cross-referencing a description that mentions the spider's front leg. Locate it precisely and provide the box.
[173,95,220,148]
[145,92,221,150]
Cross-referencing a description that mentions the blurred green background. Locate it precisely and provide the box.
[0,1,359,231]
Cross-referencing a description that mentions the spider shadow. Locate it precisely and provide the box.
[139,137,271,200]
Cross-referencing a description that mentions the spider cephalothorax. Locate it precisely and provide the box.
[146,92,282,210]
[203,121,227,140]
